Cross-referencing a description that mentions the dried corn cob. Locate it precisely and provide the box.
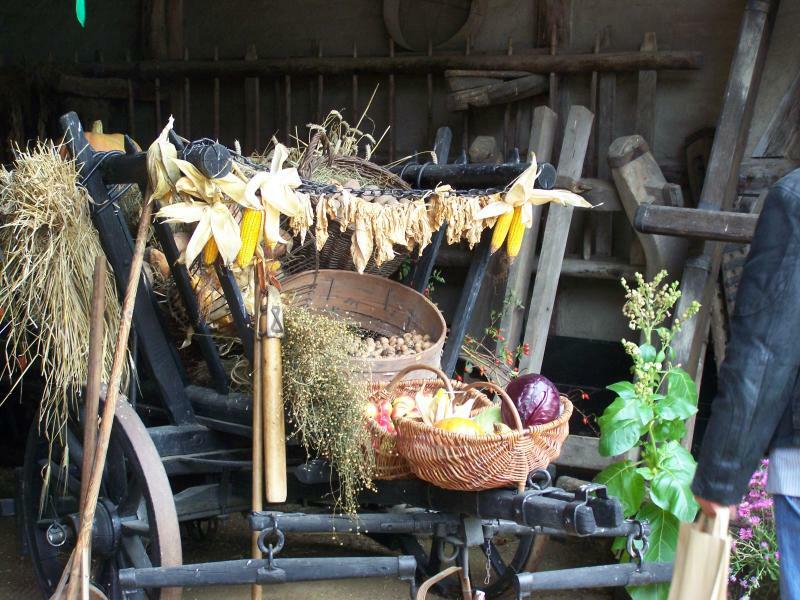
[490,209,514,254]
[202,237,219,266]
[236,208,263,268]
[506,206,525,260]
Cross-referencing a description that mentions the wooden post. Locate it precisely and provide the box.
[497,106,558,355]
[503,37,514,158]
[183,47,191,139]
[213,47,220,140]
[284,74,292,144]
[519,106,594,375]
[462,36,471,153]
[316,42,324,123]
[352,41,359,120]
[671,0,777,449]
[635,32,658,150]
[596,28,615,181]
[244,44,260,154]
[426,39,434,148]
[166,0,183,126]
[388,39,396,161]
[125,50,136,139]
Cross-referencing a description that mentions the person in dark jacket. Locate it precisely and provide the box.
[693,167,800,599]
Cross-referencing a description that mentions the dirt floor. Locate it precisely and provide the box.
[0,510,618,600]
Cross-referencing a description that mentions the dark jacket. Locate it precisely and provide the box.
[692,168,800,506]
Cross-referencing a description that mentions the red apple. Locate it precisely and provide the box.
[379,400,393,416]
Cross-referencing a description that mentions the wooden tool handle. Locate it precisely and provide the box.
[260,285,286,503]
[262,336,286,502]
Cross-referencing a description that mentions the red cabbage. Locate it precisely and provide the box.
[503,374,561,428]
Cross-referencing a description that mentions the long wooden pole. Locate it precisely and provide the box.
[250,281,263,600]
[64,199,154,598]
[77,258,107,600]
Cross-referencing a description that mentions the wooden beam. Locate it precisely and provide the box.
[634,205,758,243]
[79,51,704,79]
[519,105,594,374]
[446,74,548,111]
[669,0,777,450]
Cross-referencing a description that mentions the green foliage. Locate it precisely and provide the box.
[594,271,701,600]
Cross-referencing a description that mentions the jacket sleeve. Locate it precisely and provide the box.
[692,170,800,506]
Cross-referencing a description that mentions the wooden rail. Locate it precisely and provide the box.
[75,51,703,79]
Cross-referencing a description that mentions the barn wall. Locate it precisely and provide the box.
[2,1,798,345]
[0,0,758,162]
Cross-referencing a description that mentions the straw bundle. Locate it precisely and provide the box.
[0,143,123,495]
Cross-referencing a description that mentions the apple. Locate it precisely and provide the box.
[364,403,379,420]
[379,400,393,416]
[392,394,414,407]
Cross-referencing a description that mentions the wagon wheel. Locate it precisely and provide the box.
[395,530,547,598]
[21,400,182,600]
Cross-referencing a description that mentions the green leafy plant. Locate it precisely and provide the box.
[594,271,701,600]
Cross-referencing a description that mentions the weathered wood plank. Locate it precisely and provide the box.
[519,105,594,374]
[447,74,548,111]
[496,106,558,355]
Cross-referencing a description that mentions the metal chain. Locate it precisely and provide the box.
[625,520,648,570]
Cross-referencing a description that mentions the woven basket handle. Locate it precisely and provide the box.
[384,365,455,397]
[462,381,524,432]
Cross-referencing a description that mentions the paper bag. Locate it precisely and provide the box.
[668,508,730,600]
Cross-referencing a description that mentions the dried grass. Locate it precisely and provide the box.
[0,142,124,500]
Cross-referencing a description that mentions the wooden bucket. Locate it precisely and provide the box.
[281,270,447,382]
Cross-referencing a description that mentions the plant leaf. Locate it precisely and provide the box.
[636,466,655,481]
[595,460,646,517]
[656,369,698,421]
[639,343,657,363]
[597,396,645,457]
[607,381,637,399]
[627,503,680,600]
[651,419,686,443]
[651,441,699,522]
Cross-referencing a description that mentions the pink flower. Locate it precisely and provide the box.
[760,541,769,549]
[739,528,753,540]
[738,506,751,519]
[750,516,761,526]
[775,551,780,560]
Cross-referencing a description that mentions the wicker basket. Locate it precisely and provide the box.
[281,270,447,382]
[395,381,573,492]
[366,365,492,480]
[290,131,413,278]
